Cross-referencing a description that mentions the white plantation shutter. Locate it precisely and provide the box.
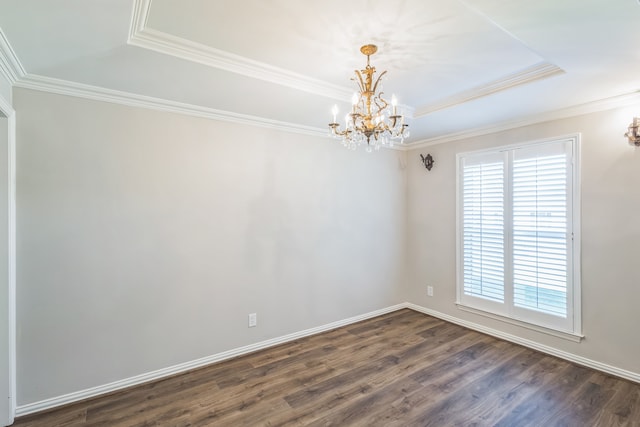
[457,137,579,334]
[512,143,570,319]
[462,154,505,304]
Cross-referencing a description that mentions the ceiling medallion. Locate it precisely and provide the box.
[329,44,409,152]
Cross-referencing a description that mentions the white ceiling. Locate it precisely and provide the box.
[1,0,639,145]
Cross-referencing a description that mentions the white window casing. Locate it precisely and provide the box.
[456,134,581,338]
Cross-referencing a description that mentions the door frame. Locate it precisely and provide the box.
[0,92,16,425]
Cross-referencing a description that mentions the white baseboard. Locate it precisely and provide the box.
[16,301,640,417]
[15,304,406,417]
[404,302,640,384]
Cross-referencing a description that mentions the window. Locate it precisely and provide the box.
[456,135,580,336]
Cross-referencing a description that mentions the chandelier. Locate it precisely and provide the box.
[329,44,409,151]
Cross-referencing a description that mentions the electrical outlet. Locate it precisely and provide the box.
[248,313,257,328]
[427,286,434,297]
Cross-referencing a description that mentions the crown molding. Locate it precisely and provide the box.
[127,1,353,102]
[0,28,26,85]
[406,90,640,149]
[414,62,565,117]
[15,70,637,153]
[0,92,12,116]
[13,74,409,151]
[15,74,329,139]
[129,0,151,40]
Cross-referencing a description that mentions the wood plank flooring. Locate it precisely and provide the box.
[12,309,640,426]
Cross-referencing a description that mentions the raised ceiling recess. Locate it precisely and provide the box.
[1,0,639,145]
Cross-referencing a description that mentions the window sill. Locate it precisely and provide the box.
[456,304,584,343]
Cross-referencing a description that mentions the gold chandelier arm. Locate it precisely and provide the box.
[329,123,351,138]
[373,92,389,115]
[353,70,366,93]
[371,70,387,94]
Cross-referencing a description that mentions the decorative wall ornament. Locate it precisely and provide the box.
[420,154,435,171]
[625,117,640,146]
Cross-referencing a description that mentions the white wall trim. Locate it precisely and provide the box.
[13,75,407,151]
[15,301,640,417]
[0,29,25,85]
[13,73,640,153]
[455,304,583,343]
[130,27,353,102]
[404,303,640,384]
[14,74,329,139]
[6,112,15,425]
[0,96,11,119]
[0,95,15,426]
[129,0,152,41]
[414,62,564,117]
[406,90,640,149]
[127,0,353,102]
[15,304,406,417]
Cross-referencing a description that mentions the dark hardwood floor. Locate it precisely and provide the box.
[12,309,640,426]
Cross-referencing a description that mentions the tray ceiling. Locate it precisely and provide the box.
[0,0,639,145]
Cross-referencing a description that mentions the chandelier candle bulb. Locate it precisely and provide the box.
[331,105,338,123]
[392,95,398,115]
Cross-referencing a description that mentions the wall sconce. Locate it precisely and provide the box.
[420,154,434,171]
[624,117,640,146]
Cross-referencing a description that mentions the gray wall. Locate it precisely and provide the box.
[407,106,640,376]
[15,88,407,404]
[13,85,640,408]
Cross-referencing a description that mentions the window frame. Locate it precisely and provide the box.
[455,134,582,339]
